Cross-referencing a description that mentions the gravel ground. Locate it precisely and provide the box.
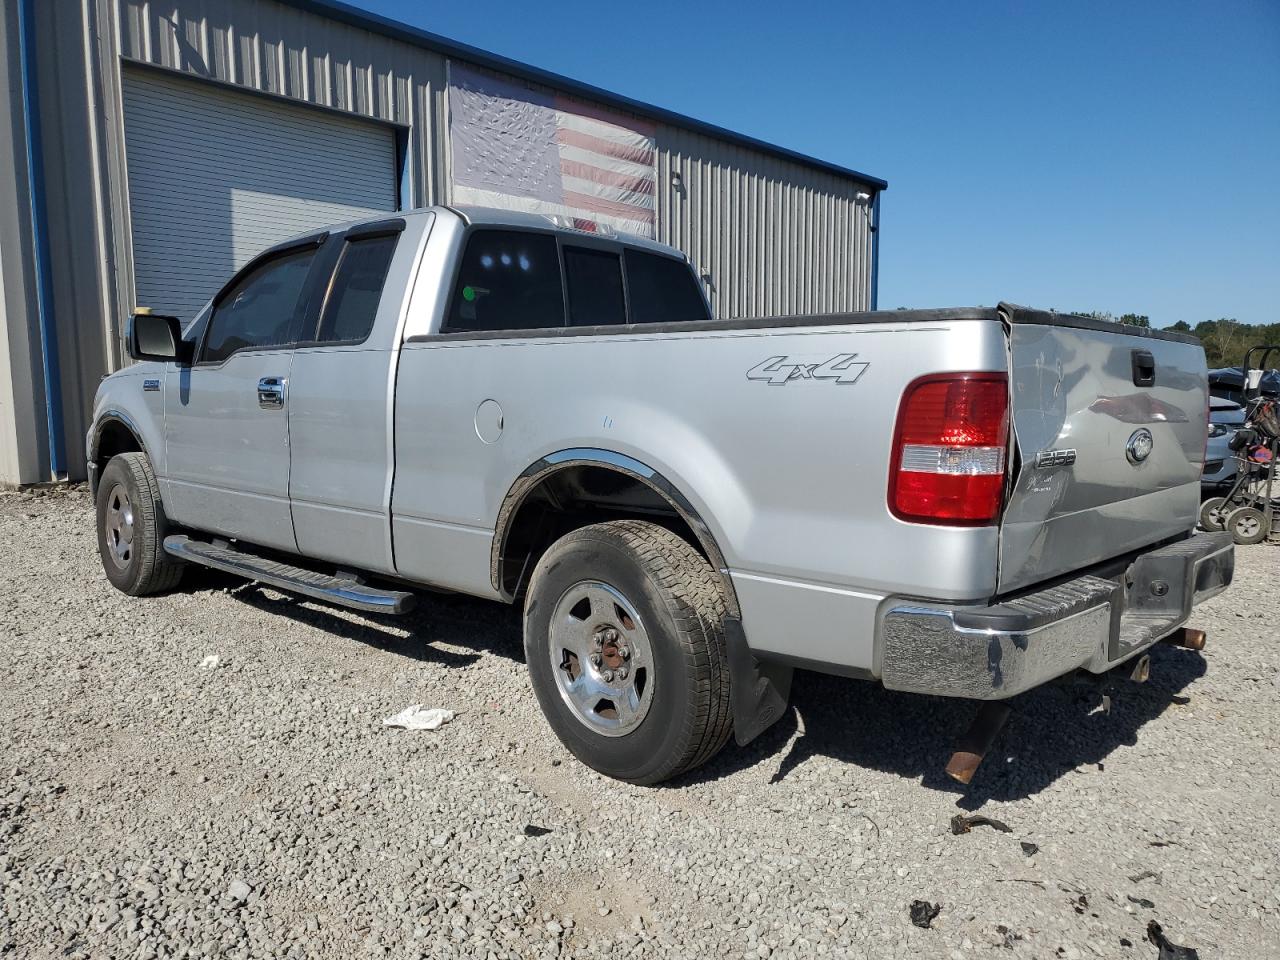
[2,488,1277,960]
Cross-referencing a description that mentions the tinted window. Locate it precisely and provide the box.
[315,234,398,343]
[446,230,564,332]
[564,247,626,326]
[625,251,709,324]
[202,248,316,363]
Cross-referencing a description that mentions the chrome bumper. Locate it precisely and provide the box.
[880,532,1234,700]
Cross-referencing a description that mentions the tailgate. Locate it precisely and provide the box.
[998,305,1207,593]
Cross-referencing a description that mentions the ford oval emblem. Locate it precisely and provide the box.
[1126,428,1154,464]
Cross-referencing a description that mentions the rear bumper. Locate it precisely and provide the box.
[880,532,1234,700]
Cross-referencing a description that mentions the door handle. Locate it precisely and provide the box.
[257,376,287,409]
[1131,350,1155,387]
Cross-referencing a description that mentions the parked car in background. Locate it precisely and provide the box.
[1209,366,1280,406]
[1203,397,1248,491]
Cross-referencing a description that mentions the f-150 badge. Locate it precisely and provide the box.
[747,353,869,386]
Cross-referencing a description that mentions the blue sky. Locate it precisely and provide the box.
[359,0,1279,328]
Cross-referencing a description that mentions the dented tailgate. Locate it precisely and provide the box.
[998,305,1208,593]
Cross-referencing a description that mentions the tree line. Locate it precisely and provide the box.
[1074,313,1280,369]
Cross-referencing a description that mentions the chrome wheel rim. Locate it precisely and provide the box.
[549,581,654,737]
[104,482,135,570]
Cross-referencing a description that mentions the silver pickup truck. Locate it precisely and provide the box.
[88,206,1234,784]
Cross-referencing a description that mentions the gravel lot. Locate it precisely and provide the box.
[2,489,1277,960]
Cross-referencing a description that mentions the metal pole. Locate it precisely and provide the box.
[17,0,67,481]
[869,191,881,311]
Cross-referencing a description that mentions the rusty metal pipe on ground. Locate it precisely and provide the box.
[1129,653,1151,683]
[944,702,1011,785]
[1164,626,1207,650]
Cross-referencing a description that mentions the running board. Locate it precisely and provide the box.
[163,535,416,614]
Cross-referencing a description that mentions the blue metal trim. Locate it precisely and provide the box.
[17,0,66,479]
[277,0,888,192]
[870,192,881,311]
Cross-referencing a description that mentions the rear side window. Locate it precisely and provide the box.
[315,234,398,344]
[202,247,317,363]
[445,230,564,332]
[564,247,626,326]
[625,251,709,324]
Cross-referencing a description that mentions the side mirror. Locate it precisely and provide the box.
[128,309,193,365]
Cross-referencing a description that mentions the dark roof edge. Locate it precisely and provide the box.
[998,302,1203,345]
[279,0,889,191]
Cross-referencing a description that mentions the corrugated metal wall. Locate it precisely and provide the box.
[113,0,450,207]
[0,0,46,485]
[109,0,875,319]
[657,127,872,318]
[12,0,877,482]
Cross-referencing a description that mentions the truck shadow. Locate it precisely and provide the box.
[184,567,525,669]
[687,642,1206,803]
[184,568,1206,802]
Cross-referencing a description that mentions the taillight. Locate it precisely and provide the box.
[888,373,1010,525]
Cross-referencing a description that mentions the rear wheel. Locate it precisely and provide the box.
[1224,505,1270,545]
[523,520,732,785]
[1199,497,1232,531]
[96,452,185,595]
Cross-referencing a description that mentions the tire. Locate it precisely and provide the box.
[523,520,732,785]
[1224,505,1270,545]
[96,452,185,596]
[1199,497,1232,531]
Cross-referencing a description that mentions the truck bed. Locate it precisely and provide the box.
[394,300,1205,673]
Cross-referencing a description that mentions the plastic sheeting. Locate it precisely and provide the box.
[449,63,657,238]
[382,704,456,731]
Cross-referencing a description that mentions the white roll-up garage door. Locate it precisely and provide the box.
[122,68,399,321]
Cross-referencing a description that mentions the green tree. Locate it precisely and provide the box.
[1072,310,1150,328]
[1194,318,1247,368]
[1025,311,1280,371]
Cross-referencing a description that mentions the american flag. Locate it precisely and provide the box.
[448,63,657,238]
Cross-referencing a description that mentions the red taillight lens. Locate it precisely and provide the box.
[889,373,1010,525]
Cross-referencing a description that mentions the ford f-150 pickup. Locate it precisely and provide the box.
[88,205,1234,784]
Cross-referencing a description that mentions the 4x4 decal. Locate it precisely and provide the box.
[746,353,869,386]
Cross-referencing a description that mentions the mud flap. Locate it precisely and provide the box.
[725,618,793,746]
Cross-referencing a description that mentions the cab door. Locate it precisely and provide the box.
[163,239,326,552]
[287,219,416,573]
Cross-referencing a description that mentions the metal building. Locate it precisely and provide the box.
[0,0,886,486]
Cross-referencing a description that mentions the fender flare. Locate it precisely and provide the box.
[490,447,739,617]
[86,409,151,498]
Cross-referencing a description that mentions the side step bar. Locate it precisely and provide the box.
[163,535,416,614]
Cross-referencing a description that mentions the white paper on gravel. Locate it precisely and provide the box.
[382,704,456,731]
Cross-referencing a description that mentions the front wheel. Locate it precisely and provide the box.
[523,520,732,785]
[96,452,185,595]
